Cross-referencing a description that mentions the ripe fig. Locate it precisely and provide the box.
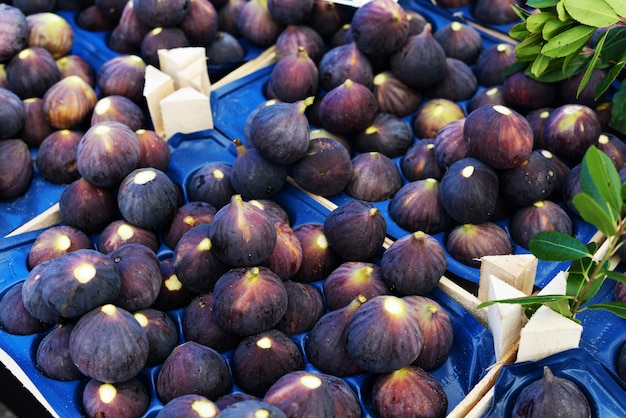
[19,97,54,148]
[156,341,232,403]
[319,371,363,417]
[95,0,128,21]
[275,280,324,335]
[346,152,402,202]
[90,95,146,131]
[163,201,216,250]
[275,24,325,63]
[498,150,558,207]
[0,139,32,199]
[26,12,73,59]
[596,132,626,169]
[269,47,318,103]
[324,200,387,261]
[350,0,409,56]
[401,139,444,181]
[204,31,244,67]
[133,0,190,28]
[35,323,84,381]
[156,394,219,418]
[59,177,118,233]
[21,261,62,324]
[75,5,117,32]
[512,366,591,418]
[503,71,558,110]
[218,400,287,418]
[35,129,80,185]
[412,98,465,139]
[261,219,303,281]
[237,0,284,47]
[43,75,98,130]
[217,0,246,38]
[474,42,516,87]
[108,1,151,54]
[268,0,314,25]
[509,200,573,250]
[180,0,218,46]
[82,378,150,418]
[140,27,190,67]
[440,157,499,224]
[262,371,337,417]
[230,140,287,200]
[133,308,179,367]
[323,261,390,311]
[249,198,291,225]
[153,257,196,312]
[346,295,424,373]
[467,86,508,113]
[353,112,413,158]
[0,4,28,62]
[433,118,468,170]
[473,0,520,25]
[0,87,25,139]
[466,104,534,170]
[562,163,582,216]
[524,107,553,148]
[424,57,478,102]
[292,222,342,283]
[317,78,378,134]
[186,161,235,210]
[0,282,53,335]
[27,225,93,269]
[306,0,346,40]
[6,46,61,99]
[318,41,373,91]
[390,24,446,90]
[135,128,171,171]
[446,222,513,268]
[69,304,149,383]
[56,56,94,86]
[434,21,483,65]
[182,292,241,352]
[97,55,146,103]
[558,68,608,107]
[212,266,288,336]
[372,71,423,117]
[97,219,159,255]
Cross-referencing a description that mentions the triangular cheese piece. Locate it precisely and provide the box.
[143,65,175,139]
[160,87,213,139]
[487,274,526,360]
[158,47,206,90]
[176,57,211,97]
[537,270,567,296]
[478,254,537,301]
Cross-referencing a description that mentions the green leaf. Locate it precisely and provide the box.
[556,0,570,21]
[595,58,626,100]
[576,29,607,98]
[563,0,619,27]
[541,25,595,58]
[527,0,560,7]
[604,270,626,285]
[510,22,531,40]
[572,193,618,236]
[543,18,573,39]
[566,255,594,300]
[529,231,592,261]
[477,294,573,310]
[603,0,626,15]
[585,301,626,319]
[599,27,626,63]
[547,298,574,317]
[527,11,558,33]
[579,145,622,217]
[516,33,546,62]
[527,55,587,82]
[530,53,553,77]
[609,82,626,136]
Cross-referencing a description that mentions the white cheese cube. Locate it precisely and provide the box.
[158,47,206,90]
[478,254,537,301]
[143,65,175,139]
[160,87,213,139]
[487,274,526,360]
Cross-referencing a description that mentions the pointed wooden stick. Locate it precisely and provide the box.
[4,203,61,237]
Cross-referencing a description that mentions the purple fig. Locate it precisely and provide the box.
[474,42,517,87]
[425,57,478,102]
[90,95,146,131]
[305,0,347,40]
[59,177,118,233]
[267,0,314,25]
[140,27,190,68]
[275,281,324,335]
[163,201,216,250]
[27,225,94,269]
[75,5,117,32]
[133,0,190,28]
[446,222,513,268]
[97,219,160,254]
[401,139,444,181]
[186,161,235,210]
[413,98,465,139]
[217,0,246,38]
[19,97,55,148]
[6,46,61,99]
[108,1,151,54]
[0,139,32,199]
[318,41,373,91]
[317,78,378,134]
[180,0,218,46]
[269,47,319,103]
[36,129,82,184]
[237,0,284,47]
[133,308,179,367]
[498,149,558,207]
[345,151,403,202]
[136,128,171,171]
[434,21,483,64]
[323,261,390,311]
[230,139,287,200]
[182,292,242,352]
[503,71,558,110]
[205,31,245,66]
[0,87,25,139]
[473,0,520,25]
[292,223,342,283]
[82,378,150,418]
[156,394,219,418]
[36,323,84,381]
[275,24,325,63]
[353,112,413,158]
[468,86,508,113]
[433,118,468,170]
[350,0,409,56]
[43,75,98,129]
[509,200,573,250]
[26,12,73,59]
[97,54,146,103]
[153,257,196,312]
[0,4,28,62]
[0,282,53,335]
[372,71,422,117]
[261,219,303,281]
[597,132,626,170]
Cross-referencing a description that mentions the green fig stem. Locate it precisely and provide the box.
[233,138,247,157]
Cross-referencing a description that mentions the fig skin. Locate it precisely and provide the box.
[346,152,403,202]
[97,219,159,255]
[474,42,517,87]
[292,223,342,283]
[324,200,387,261]
[231,328,305,397]
[19,97,55,148]
[205,31,246,66]
[268,0,314,25]
[526,108,553,149]
[275,24,325,64]
[0,87,26,139]
[27,225,94,270]
[82,378,150,418]
[117,168,181,230]
[186,161,235,210]
[218,400,288,418]
[35,323,84,381]
[95,0,129,22]
[503,71,558,110]
[269,47,319,103]
[135,128,171,171]
[156,341,232,404]
[473,0,520,25]
[498,150,558,207]
[318,41,373,91]
[217,0,246,38]
[153,257,197,312]
[0,282,53,335]
[230,140,288,200]
[69,304,149,383]
[290,136,353,197]
[90,95,146,131]
[133,0,190,28]
[43,75,98,130]
[433,118,468,171]
[413,98,466,140]
[439,157,500,224]
[249,198,291,225]
[323,261,390,311]
[262,371,337,417]
[353,112,413,158]
[371,365,448,418]
[248,99,311,164]
[163,201,216,250]
[26,12,74,59]
[467,86,508,114]
[237,0,284,47]
[381,231,448,296]
[434,21,483,65]
[214,393,258,411]
[133,308,179,368]
[512,366,591,418]
[156,394,219,418]
[509,200,573,250]
[446,222,513,268]
[36,129,82,184]
[466,104,534,170]
[6,46,61,99]
[372,71,423,118]
[306,0,347,40]
[59,177,119,234]
[108,2,151,54]
[350,0,409,56]
[21,261,61,324]
[345,295,424,373]
[401,139,444,182]
[140,27,190,68]
[0,139,33,199]
[0,4,29,62]
[261,219,303,281]
[317,78,378,134]
[425,57,478,102]
[209,194,278,267]
[75,5,117,32]
[182,292,242,353]
[97,55,146,104]
[180,0,218,46]
[274,281,325,335]
[305,295,367,377]
[596,132,626,170]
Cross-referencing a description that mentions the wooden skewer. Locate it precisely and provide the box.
[211,46,277,91]
[4,203,61,238]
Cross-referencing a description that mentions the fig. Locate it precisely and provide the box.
[317,79,378,134]
[467,86,508,113]
[371,365,447,418]
[433,118,468,170]
[27,225,93,269]
[19,97,54,148]
[330,23,352,48]
[353,112,413,158]
[36,129,82,184]
[318,41,373,91]
[43,75,98,130]
[0,282,53,335]
[372,71,422,117]
[95,0,129,21]
[249,198,291,225]
[163,201,216,250]
[90,95,146,131]
[140,27,190,68]
[59,177,119,233]
[205,31,246,66]
[182,292,242,352]
[108,1,151,54]
[26,12,73,59]
[0,87,25,139]
[558,68,608,107]
[412,98,465,139]
[214,393,258,411]
[77,121,142,187]
[212,266,288,336]
[446,222,513,268]
[345,295,424,373]
[324,200,387,261]
[186,161,235,210]
[267,0,314,25]
[425,57,478,102]
[262,371,337,417]
[290,136,353,197]
[562,163,582,216]
[350,0,409,56]
[237,0,284,47]
[345,152,403,202]
[439,157,499,224]
[498,150,558,207]
[473,0,520,25]
[474,42,517,87]
[503,71,558,110]
[69,304,148,383]
[261,219,303,281]
[218,400,287,418]
[156,394,219,418]
[509,200,573,250]
[320,374,363,417]
[98,220,159,255]
[323,261,390,311]
[135,128,171,171]
[597,132,626,169]
[133,0,190,28]
[156,341,232,403]
[35,323,84,381]
[6,46,61,99]
[401,139,444,181]
[306,0,346,40]
[381,231,447,296]
[389,24,447,90]
[269,47,318,103]
[275,24,325,63]
[524,107,553,149]
[209,194,277,266]
[117,167,181,230]
[231,328,305,397]
[75,5,117,32]
[173,223,230,294]
[292,222,342,283]
[0,4,28,62]
[153,257,196,311]
[180,0,218,46]
[82,378,150,418]
[512,366,591,418]
[97,55,146,103]
[217,0,246,38]
[0,139,33,199]
[133,308,179,367]
[21,261,61,324]
[274,280,325,335]
[434,21,483,65]
[542,103,602,164]
[248,98,311,164]
[304,295,367,377]
[230,140,288,200]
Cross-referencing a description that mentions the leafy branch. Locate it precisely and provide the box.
[508,0,626,135]
[478,146,626,321]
